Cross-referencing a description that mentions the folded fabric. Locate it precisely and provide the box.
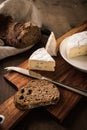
[0,44,34,60]
[0,0,41,60]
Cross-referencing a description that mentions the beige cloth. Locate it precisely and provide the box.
[0,44,34,60]
[0,0,36,60]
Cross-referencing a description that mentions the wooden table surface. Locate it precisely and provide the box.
[0,0,87,130]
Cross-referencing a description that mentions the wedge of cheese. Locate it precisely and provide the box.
[45,32,57,56]
[28,48,55,71]
[66,31,87,58]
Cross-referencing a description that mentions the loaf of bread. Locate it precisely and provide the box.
[14,79,60,110]
[0,14,41,48]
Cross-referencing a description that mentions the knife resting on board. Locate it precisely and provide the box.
[5,66,87,97]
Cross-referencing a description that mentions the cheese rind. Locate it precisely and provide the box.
[45,32,57,56]
[65,31,87,58]
[28,48,55,71]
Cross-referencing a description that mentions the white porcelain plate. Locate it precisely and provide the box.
[59,39,87,72]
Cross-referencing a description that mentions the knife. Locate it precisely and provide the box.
[5,66,87,97]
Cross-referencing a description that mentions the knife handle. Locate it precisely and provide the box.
[0,115,5,124]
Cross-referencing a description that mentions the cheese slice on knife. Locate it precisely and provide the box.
[28,47,55,71]
[45,32,57,56]
[66,31,87,58]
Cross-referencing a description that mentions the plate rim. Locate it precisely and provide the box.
[59,39,87,72]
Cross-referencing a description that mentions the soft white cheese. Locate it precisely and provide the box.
[45,32,57,56]
[28,47,55,71]
[65,31,87,58]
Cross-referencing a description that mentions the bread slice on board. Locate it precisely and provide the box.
[14,79,60,110]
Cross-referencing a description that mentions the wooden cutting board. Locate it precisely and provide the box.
[0,22,87,130]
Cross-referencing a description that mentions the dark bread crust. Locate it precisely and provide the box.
[14,79,60,110]
[0,14,41,48]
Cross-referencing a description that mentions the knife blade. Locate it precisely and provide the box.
[5,66,87,97]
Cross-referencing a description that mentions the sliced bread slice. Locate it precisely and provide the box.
[14,79,60,110]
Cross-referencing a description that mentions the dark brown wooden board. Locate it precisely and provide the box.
[0,96,28,130]
[0,23,87,130]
